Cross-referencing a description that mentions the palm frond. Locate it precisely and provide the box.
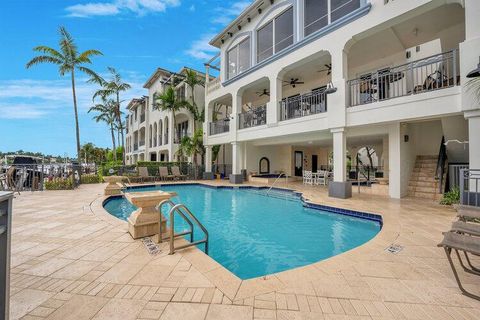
[77,66,101,82]
[32,46,64,60]
[26,56,63,69]
[77,49,103,64]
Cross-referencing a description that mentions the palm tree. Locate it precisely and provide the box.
[90,67,130,165]
[88,98,119,162]
[26,26,103,163]
[175,129,205,179]
[153,86,189,142]
[183,69,205,133]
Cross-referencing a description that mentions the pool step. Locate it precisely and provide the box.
[244,189,300,201]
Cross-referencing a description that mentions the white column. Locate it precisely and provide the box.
[331,128,346,182]
[328,49,348,129]
[205,145,212,172]
[231,141,242,175]
[466,111,480,170]
[388,123,401,199]
[382,136,389,180]
[230,92,242,141]
[267,75,282,125]
[168,114,175,161]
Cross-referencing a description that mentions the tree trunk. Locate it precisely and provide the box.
[111,124,116,160]
[71,69,82,167]
[117,92,125,166]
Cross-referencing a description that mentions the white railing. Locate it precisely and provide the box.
[206,77,222,95]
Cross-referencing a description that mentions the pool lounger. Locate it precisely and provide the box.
[438,229,480,300]
[455,204,480,221]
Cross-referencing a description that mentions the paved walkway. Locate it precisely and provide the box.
[8,182,480,320]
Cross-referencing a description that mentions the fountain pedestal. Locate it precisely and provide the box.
[125,191,176,239]
[103,176,126,196]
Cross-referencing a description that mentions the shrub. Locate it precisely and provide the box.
[45,178,74,190]
[81,174,102,184]
[440,187,460,205]
[136,161,183,176]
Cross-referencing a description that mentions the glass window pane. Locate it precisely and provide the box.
[331,0,360,22]
[275,7,294,53]
[227,46,238,79]
[238,38,250,74]
[304,0,328,36]
[257,21,273,63]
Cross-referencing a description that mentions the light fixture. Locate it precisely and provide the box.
[228,32,233,37]
[324,81,337,94]
[467,56,480,78]
[238,25,242,30]
[247,17,251,23]
[258,8,262,14]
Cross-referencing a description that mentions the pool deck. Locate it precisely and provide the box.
[9,181,480,320]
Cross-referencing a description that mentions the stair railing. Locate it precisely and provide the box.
[435,136,448,193]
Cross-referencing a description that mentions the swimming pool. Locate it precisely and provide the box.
[103,184,381,279]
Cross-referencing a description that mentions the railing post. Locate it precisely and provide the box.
[453,49,457,86]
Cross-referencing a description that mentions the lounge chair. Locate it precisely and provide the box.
[438,231,480,300]
[171,166,187,181]
[159,167,175,181]
[138,167,156,182]
[455,204,480,221]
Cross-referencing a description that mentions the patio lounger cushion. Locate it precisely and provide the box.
[450,221,480,237]
[171,166,187,180]
[138,167,156,181]
[159,167,175,181]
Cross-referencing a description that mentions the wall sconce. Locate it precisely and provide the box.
[237,25,242,30]
[324,81,337,94]
[467,56,480,78]
[228,32,233,38]
[258,8,262,14]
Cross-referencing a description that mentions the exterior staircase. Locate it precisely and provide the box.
[408,155,445,201]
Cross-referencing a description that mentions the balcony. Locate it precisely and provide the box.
[139,140,145,147]
[347,50,459,107]
[209,119,230,135]
[239,105,267,129]
[140,113,146,123]
[133,143,138,151]
[279,90,327,121]
[206,77,222,96]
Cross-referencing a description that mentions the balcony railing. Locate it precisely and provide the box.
[348,50,459,107]
[279,90,327,121]
[139,140,145,147]
[239,105,267,129]
[206,77,222,95]
[164,134,168,145]
[140,114,145,123]
[133,143,138,151]
[209,119,230,135]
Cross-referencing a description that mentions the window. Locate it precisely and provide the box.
[304,0,328,36]
[227,37,251,79]
[304,0,361,35]
[257,7,294,63]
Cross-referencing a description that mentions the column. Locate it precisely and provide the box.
[203,146,214,180]
[230,141,243,184]
[328,128,351,198]
[230,92,242,141]
[466,111,480,170]
[267,75,282,125]
[388,123,401,199]
[168,114,175,161]
[382,136,389,180]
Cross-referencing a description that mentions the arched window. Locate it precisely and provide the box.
[259,157,270,174]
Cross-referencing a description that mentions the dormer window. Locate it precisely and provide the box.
[227,37,251,79]
[257,6,294,63]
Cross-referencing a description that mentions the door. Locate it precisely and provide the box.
[294,151,303,177]
[312,155,318,172]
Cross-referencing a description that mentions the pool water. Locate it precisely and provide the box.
[103,184,381,279]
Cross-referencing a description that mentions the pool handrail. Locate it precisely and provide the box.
[157,199,194,244]
[266,173,288,195]
[168,203,209,255]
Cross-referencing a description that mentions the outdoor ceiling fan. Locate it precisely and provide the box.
[317,63,332,75]
[283,78,304,88]
[256,89,270,97]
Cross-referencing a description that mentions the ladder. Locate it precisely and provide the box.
[158,200,209,255]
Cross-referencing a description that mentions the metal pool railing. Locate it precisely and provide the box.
[460,169,480,207]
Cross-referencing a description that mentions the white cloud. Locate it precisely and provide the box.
[189,4,195,12]
[0,77,145,120]
[212,1,251,25]
[185,33,219,60]
[65,0,181,18]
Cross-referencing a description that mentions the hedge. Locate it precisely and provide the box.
[45,178,74,190]
[81,174,102,184]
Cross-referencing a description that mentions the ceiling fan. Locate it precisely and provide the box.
[283,78,304,88]
[255,89,270,97]
[317,63,332,75]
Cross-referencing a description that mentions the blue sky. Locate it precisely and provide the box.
[0,0,250,156]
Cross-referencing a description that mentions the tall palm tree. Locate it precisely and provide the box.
[153,86,189,142]
[90,67,131,165]
[183,69,205,133]
[26,26,103,163]
[175,129,205,179]
[88,98,119,161]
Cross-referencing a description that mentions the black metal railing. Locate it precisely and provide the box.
[348,50,459,107]
[239,105,267,129]
[139,140,145,147]
[279,90,327,121]
[436,136,448,193]
[140,114,146,123]
[209,120,230,135]
[134,143,139,151]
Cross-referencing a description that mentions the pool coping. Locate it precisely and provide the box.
[91,181,396,301]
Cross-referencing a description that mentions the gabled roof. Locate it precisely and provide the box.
[127,96,147,110]
[209,0,267,48]
[143,67,173,89]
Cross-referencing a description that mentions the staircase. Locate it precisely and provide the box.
[408,155,445,201]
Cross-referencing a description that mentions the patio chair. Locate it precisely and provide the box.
[159,167,175,181]
[171,166,187,181]
[303,171,313,185]
[438,231,480,300]
[314,170,327,186]
[138,167,156,182]
[455,204,480,221]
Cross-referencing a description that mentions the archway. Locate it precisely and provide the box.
[259,157,270,174]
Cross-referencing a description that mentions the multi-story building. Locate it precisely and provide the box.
[125,67,208,165]
[202,0,480,199]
